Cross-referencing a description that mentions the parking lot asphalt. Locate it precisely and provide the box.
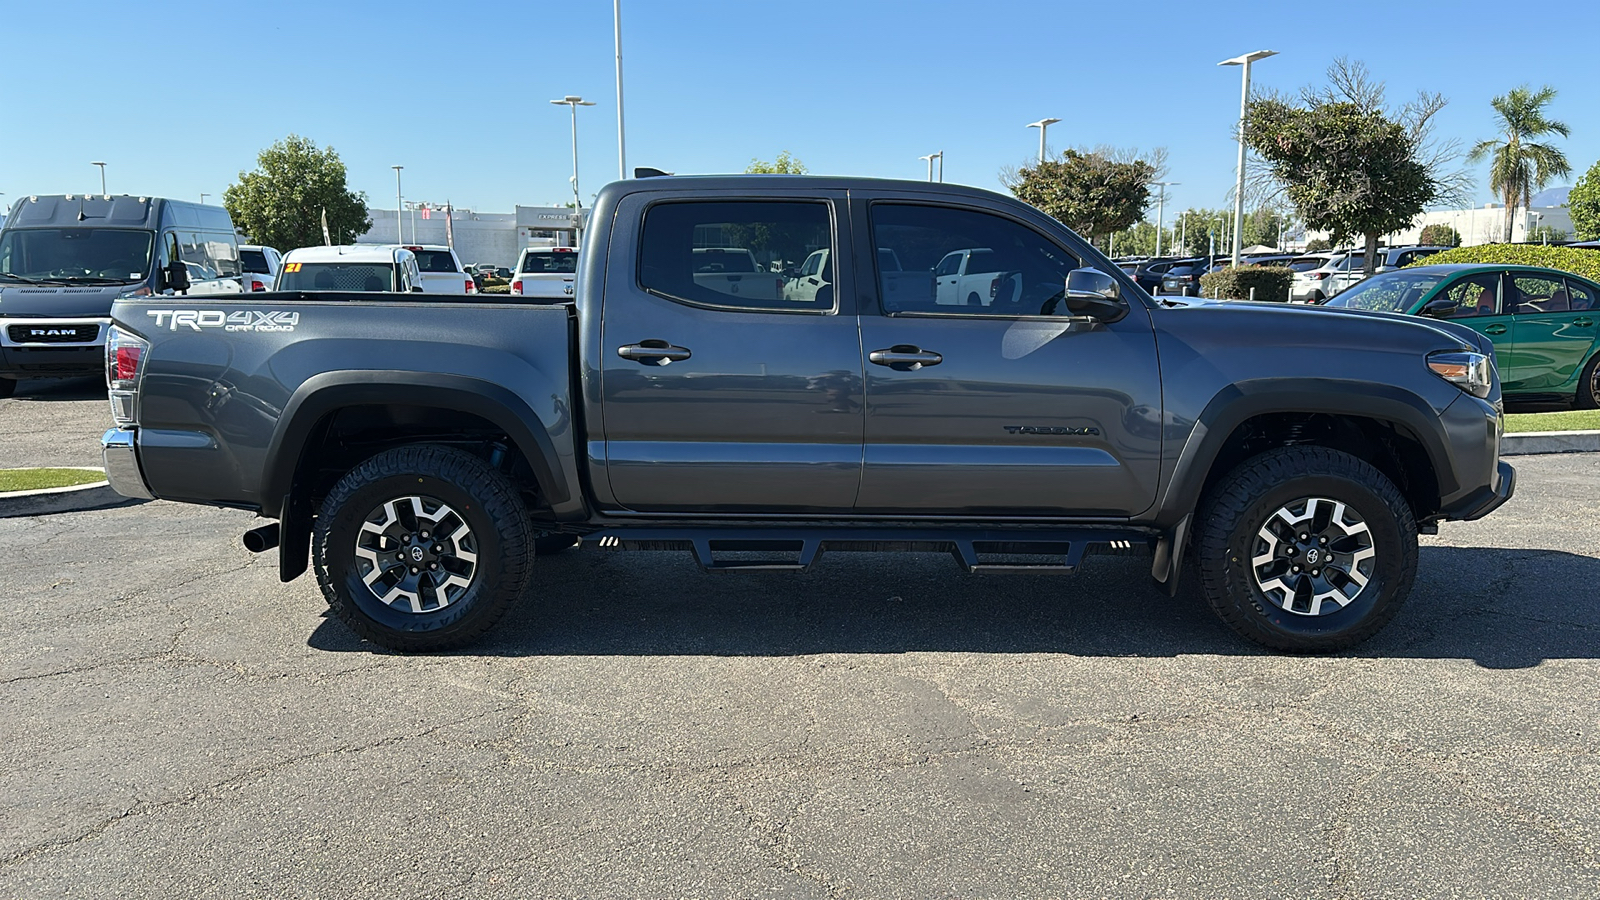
[2,381,1598,899]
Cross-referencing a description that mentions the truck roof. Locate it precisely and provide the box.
[596,174,1017,206]
[284,245,406,264]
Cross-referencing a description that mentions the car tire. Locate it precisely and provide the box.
[1194,446,1417,652]
[1576,353,1600,409]
[966,291,983,307]
[0,378,15,399]
[533,533,580,555]
[313,444,531,652]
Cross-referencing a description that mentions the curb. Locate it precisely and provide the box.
[0,468,134,518]
[1501,429,1600,456]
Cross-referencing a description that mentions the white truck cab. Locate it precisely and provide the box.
[510,247,581,300]
[402,245,476,294]
[274,245,422,292]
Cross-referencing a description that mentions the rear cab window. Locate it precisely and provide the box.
[278,262,397,291]
[412,250,460,273]
[519,250,580,274]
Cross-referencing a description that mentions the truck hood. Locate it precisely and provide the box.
[0,283,130,319]
[1156,297,1491,355]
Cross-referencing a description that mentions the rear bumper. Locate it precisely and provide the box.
[101,428,154,500]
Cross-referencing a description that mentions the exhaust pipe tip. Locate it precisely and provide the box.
[242,523,281,553]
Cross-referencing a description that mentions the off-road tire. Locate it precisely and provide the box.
[314,444,531,651]
[1576,352,1600,409]
[533,533,580,555]
[1194,446,1417,652]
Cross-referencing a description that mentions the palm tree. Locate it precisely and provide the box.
[1469,85,1571,243]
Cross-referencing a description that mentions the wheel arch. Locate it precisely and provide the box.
[1157,380,1455,529]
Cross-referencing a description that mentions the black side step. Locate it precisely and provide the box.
[583,527,1154,575]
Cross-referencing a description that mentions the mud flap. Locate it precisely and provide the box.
[1150,513,1191,597]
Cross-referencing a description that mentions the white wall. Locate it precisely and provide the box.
[360,208,521,268]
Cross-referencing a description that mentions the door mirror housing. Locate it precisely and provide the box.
[163,260,191,294]
[1420,298,1455,318]
[1063,269,1128,322]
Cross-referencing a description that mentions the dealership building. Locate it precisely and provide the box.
[359,206,588,268]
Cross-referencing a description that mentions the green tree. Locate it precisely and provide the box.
[1007,149,1157,247]
[1418,223,1461,247]
[224,135,370,250]
[1247,95,1439,274]
[1569,159,1600,241]
[1305,238,1333,253]
[1469,85,1571,243]
[745,152,808,174]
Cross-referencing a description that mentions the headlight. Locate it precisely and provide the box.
[1427,350,1492,399]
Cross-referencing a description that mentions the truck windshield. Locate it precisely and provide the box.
[0,228,154,283]
[519,252,578,274]
[1323,271,1445,313]
[277,263,397,292]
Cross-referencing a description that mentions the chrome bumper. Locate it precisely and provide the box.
[101,428,154,500]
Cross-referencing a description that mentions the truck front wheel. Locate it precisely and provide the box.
[313,444,532,651]
[1194,446,1418,652]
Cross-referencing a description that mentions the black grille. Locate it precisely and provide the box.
[7,323,100,344]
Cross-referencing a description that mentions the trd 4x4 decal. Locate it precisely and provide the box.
[146,310,300,332]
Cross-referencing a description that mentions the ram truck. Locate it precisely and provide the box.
[101,175,1515,653]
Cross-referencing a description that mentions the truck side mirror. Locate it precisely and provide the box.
[1063,269,1128,323]
[163,260,191,294]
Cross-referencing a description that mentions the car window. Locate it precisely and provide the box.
[278,262,397,291]
[1436,273,1502,318]
[638,200,830,312]
[869,203,1082,316]
[520,251,579,274]
[413,250,460,273]
[239,249,271,274]
[1512,274,1568,313]
[1288,257,1325,272]
[1566,279,1595,311]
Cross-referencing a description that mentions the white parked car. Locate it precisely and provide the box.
[510,247,581,300]
[239,245,282,292]
[932,247,1022,307]
[1290,251,1366,303]
[403,244,476,294]
[274,245,422,293]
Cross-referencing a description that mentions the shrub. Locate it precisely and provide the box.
[1571,159,1600,241]
[480,283,511,294]
[1305,238,1332,252]
[1404,244,1600,281]
[1198,266,1294,302]
[1418,223,1461,247]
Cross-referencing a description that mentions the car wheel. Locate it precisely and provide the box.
[1194,446,1417,652]
[1577,353,1600,409]
[313,444,531,651]
[533,533,580,555]
[966,291,983,307]
[1307,291,1325,304]
[0,378,15,399]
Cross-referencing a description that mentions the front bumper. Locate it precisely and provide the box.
[101,428,154,500]
[1439,459,1516,521]
[0,317,112,379]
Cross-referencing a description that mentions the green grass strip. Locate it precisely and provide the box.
[0,468,106,492]
[1504,409,1600,434]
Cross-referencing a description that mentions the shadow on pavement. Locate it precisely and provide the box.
[306,545,1600,668]
[6,377,105,402]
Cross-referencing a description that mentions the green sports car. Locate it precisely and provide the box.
[1325,263,1600,407]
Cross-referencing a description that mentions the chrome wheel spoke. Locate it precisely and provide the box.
[1250,495,1376,617]
[355,493,478,614]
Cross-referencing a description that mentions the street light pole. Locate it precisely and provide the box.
[614,0,627,180]
[92,161,107,195]
[1151,182,1178,258]
[919,152,941,183]
[199,193,209,205]
[551,95,597,213]
[1027,118,1061,165]
[391,166,403,244]
[1219,49,1277,268]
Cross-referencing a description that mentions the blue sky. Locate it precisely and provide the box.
[5,0,1598,221]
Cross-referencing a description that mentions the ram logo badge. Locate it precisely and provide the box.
[1005,425,1101,436]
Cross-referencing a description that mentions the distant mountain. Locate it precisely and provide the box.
[1530,186,1571,207]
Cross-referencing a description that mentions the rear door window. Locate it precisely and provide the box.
[1566,279,1596,311]
[637,201,831,312]
[1512,274,1568,313]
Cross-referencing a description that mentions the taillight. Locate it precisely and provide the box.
[990,275,1000,299]
[250,277,268,291]
[466,278,476,293]
[511,280,523,294]
[105,326,150,426]
[1314,272,1330,280]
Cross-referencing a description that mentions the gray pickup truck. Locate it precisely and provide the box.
[101,175,1514,653]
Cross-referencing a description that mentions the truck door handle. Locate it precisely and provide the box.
[869,345,943,370]
[1484,324,1507,335]
[617,340,692,364]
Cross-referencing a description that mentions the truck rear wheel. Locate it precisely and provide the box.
[313,444,531,651]
[1194,446,1417,652]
